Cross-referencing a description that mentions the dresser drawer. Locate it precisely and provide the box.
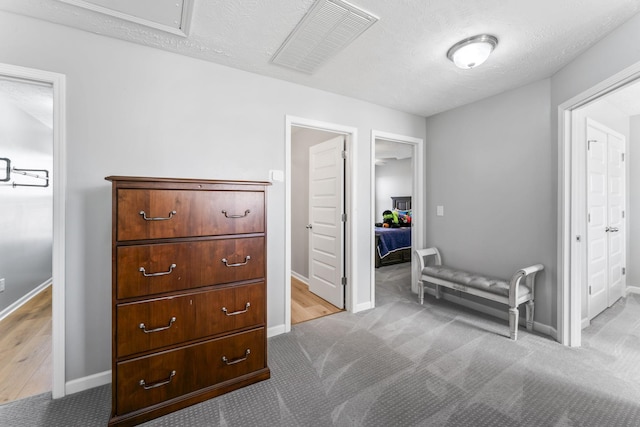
[116,237,264,299]
[116,282,265,358]
[117,189,265,241]
[115,328,266,415]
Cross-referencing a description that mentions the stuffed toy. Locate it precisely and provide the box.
[382,210,399,227]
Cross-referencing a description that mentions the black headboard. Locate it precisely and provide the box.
[391,196,411,210]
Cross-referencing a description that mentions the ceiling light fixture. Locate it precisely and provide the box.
[447,34,498,69]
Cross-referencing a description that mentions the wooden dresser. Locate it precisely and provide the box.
[105,176,270,427]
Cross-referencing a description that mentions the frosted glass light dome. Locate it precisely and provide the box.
[447,35,498,69]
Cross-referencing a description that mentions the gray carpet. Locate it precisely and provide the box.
[3,263,640,426]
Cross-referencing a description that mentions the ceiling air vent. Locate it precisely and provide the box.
[271,0,378,74]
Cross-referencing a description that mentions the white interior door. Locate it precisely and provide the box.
[308,136,345,308]
[586,120,626,320]
[607,133,625,304]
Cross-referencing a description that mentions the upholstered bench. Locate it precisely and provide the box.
[415,247,544,340]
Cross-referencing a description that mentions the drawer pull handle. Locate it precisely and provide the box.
[222,256,251,267]
[139,317,176,334]
[139,263,177,277]
[139,370,176,390]
[221,209,250,219]
[222,303,250,316]
[222,349,250,365]
[139,210,177,221]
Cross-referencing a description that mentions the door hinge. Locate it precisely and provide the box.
[623,267,626,275]
[588,213,591,223]
[341,213,347,222]
[341,277,347,286]
[589,286,592,295]
[341,150,347,159]
[622,210,625,219]
[622,153,625,162]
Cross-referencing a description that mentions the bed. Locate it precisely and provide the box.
[374,196,412,268]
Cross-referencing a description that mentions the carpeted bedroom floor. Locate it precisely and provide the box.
[2,263,640,426]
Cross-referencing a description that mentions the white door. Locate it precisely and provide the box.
[586,120,626,320]
[308,136,345,308]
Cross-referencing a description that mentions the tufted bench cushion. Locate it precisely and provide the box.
[421,266,531,298]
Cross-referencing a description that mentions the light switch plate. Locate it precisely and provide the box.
[436,205,444,216]
[0,278,5,293]
[269,169,284,182]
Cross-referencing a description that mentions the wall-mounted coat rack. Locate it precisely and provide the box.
[0,157,49,188]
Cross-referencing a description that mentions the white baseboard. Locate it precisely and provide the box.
[581,317,591,329]
[267,324,286,337]
[291,271,309,285]
[0,278,52,322]
[65,370,111,395]
[354,301,373,312]
[626,286,640,296]
[423,287,554,338]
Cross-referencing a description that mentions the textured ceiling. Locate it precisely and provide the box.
[2,0,640,117]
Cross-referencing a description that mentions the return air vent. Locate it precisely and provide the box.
[271,0,378,74]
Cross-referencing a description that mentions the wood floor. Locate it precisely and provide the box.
[291,276,342,324]
[0,285,52,404]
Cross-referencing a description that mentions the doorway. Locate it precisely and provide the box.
[585,119,626,321]
[373,139,414,301]
[0,76,53,403]
[285,116,356,332]
[370,130,424,306]
[0,63,66,399]
[290,126,346,324]
[560,67,640,347]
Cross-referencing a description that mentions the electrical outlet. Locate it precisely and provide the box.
[0,278,4,293]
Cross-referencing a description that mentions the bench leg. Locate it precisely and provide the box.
[526,301,534,331]
[418,281,424,305]
[435,284,442,300]
[509,307,518,340]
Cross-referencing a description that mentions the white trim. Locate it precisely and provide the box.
[355,301,374,312]
[558,60,640,348]
[267,324,287,337]
[65,370,111,396]
[285,115,358,334]
[58,0,193,37]
[0,279,52,322]
[581,317,591,330]
[626,286,640,296]
[0,63,66,399]
[291,271,309,285]
[370,130,425,305]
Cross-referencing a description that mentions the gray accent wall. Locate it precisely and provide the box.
[0,89,52,314]
[0,11,426,384]
[425,79,554,328]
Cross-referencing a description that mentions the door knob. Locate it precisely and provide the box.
[306,224,313,229]
[605,226,619,232]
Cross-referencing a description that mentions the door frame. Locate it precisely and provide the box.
[370,130,424,303]
[285,115,357,333]
[0,63,67,397]
[558,61,640,347]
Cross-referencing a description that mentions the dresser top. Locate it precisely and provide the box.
[105,176,271,186]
